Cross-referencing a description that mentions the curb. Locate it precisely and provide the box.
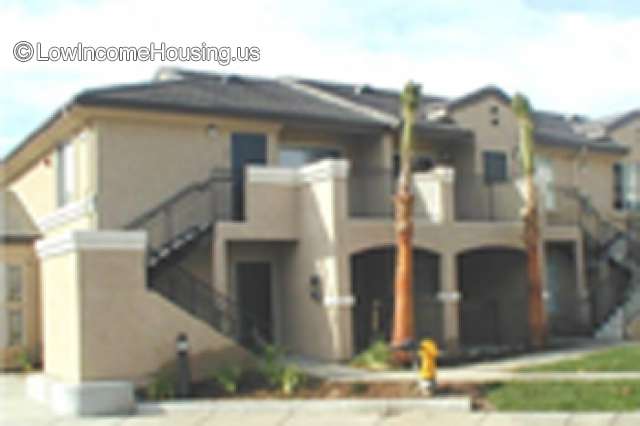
[138,396,471,415]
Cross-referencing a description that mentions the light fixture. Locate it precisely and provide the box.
[206,124,219,139]
[310,274,322,302]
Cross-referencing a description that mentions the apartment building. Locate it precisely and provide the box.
[1,67,638,413]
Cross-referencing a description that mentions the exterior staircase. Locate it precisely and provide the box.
[124,169,270,351]
[569,190,640,340]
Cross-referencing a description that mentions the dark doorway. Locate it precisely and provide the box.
[458,248,528,347]
[236,262,273,350]
[351,247,440,354]
[231,133,267,220]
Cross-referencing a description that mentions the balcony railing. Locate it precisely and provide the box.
[454,174,522,222]
[348,168,395,218]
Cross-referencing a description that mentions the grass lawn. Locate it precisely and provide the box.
[485,381,640,411]
[522,345,640,372]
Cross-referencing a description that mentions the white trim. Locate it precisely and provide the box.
[437,291,461,303]
[247,166,298,186]
[36,197,96,232]
[323,295,355,307]
[36,231,147,259]
[299,159,350,183]
[247,159,350,186]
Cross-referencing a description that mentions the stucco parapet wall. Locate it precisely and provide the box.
[247,159,350,186]
[36,230,147,259]
[36,196,96,232]
[413,166,455,183]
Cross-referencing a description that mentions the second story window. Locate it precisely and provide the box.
[535,156,556,210]
[614,162,640,211]
[279,146,341,168]
[56,142,76,207]
[483,151,507,183]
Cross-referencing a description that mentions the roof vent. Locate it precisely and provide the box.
[221,74,242,84]
[354,84,373,95]
[154,67,184,81]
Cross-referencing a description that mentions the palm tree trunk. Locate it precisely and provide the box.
[391,83,420,361]
[513,93,546,349]
[392,180,415,353]
[524,176,546,348]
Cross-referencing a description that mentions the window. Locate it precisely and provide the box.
[57,142,75,207]
[8,309,23,347]
[536,156,556,210]
[483,151,508,183]
[491,118,500,126]
[279,146,341,168]
[614,162,640,211]
[6,265,22,303]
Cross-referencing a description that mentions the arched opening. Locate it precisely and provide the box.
[351,246,441,354]
[458,247,528,347]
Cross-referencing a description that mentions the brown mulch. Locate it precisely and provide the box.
[186,375,491,404]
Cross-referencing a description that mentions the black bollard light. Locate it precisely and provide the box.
[176,333,191,398]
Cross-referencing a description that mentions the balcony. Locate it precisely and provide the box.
[234,159,580,245]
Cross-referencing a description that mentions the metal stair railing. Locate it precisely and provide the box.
[149,264,272,352]
[124,169,233,252]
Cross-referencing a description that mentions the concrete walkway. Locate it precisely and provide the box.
[2,374,640,425]
[288,341,640,383]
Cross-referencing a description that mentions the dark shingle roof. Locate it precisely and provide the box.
[598,110,640,132]
[73,71,388,129]
[446,85,511,111]
[295,79,471,139]
[533,111,627,153]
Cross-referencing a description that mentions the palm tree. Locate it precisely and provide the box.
[391,82,421,359]
[512,93,546,349]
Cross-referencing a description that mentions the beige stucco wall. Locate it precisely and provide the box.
[96,114,281,230]
[450,95,519,175]
[610,117,640,159]
[39,232,251,385]
[0,242,40,370]
[40,250,81,382]
[10,128,97,228]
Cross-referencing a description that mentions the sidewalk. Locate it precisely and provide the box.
[2,374,640,425]
[288,341,640,384]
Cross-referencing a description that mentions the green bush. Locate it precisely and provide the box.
[281,365,305,395]
[16,349,33,373]
[146,373,175,401]
[213,365,244,394]
[351,340,392,370]
[257,344,306,395]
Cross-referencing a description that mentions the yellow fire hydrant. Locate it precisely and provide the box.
[417,339,438,395]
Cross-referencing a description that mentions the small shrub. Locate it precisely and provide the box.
[257,344,307,395]
[258,344,287,388]
[146,373,175,401]
[16,349,33,373]
[281,365,305,395]
[351,340,392,371]
[350,382,368,395]
[213,365,244,394]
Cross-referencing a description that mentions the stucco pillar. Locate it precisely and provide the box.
[413,167,455,223]
[438,251,461,353]
[574,237,591,328]
[295,159,354,361]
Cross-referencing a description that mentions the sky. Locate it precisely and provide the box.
[1,0,639,157]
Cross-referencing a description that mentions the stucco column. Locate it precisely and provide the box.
[574,237,591,328]
[413,167,455,223]
[438,251,461,353]
[296,159,354,361]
